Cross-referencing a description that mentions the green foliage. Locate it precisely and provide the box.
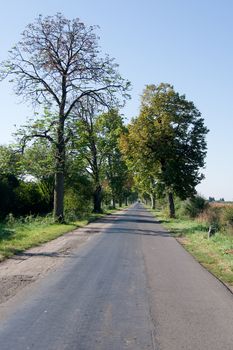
[0,173,53,219]
[97,110,130,205]
[0,145,21,175]
[74,107,133,211]
[64,189,92,221]
[19,138,55,178]
[14,181,52,216]
[64,170,93,220]
[0,174,19,218]
[121,83,209,216]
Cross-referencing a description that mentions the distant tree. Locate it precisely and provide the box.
[97,110,129,208]
[208,197,215,202]
[74,104,132,212]
[120,122,160,210]
[0,14,130,221]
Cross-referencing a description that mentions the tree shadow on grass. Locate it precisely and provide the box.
[0,225,16,241]
[170,224,208,237]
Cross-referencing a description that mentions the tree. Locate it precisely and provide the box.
[74,105,132,212]
[74,99,105,212]
[97,110,129,208]
[120,125,160,209]
[1,14,130,221]
[121,83,209,217]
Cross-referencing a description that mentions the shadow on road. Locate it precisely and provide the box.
[7,208,170,260]
[93,226,170,237]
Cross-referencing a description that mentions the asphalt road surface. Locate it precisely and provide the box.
[0,204,233,349]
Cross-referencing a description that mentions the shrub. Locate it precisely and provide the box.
[64,189,92,221]
[181,195,209,218]
[198,206,222,231]
[5,213,16,226]
[222,205,233,235]
[222,206,233,225]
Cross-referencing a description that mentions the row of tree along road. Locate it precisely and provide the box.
[0,14,208,221]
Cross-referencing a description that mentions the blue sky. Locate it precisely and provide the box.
[0,0,232,200]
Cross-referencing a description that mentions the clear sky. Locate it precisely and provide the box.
[0,0,232,200]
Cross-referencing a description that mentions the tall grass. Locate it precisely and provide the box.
[0,214,77,261]
[197,203,233,235]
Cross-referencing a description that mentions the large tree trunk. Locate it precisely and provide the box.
[168,192,175,218]
[93,185,102,213]
[119,196,122,208]
[53,117,65,223]
[151,193,156,209]
[125,196,128,206]
[54,171,65,222]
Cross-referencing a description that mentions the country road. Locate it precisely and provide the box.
[0,204,233,349]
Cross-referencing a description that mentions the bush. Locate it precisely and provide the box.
[222,205,233,235]
[64,189,92,221]
[222,206,233,225]
[181,195,208,218]
[0,174,19,219]
[14,181,52,216]
[198,206,222,231]
[5,213,16,226]
[0,174,53,219]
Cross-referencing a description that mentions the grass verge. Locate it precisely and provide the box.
[150,208,233,288]
[0,206,126,262]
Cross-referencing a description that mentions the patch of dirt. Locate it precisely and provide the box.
[176,237,188,245]
[0,275,35,304]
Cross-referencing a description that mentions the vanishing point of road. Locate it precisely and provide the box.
[0,204,233,349]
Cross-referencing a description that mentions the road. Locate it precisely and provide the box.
[0,204,233,349]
